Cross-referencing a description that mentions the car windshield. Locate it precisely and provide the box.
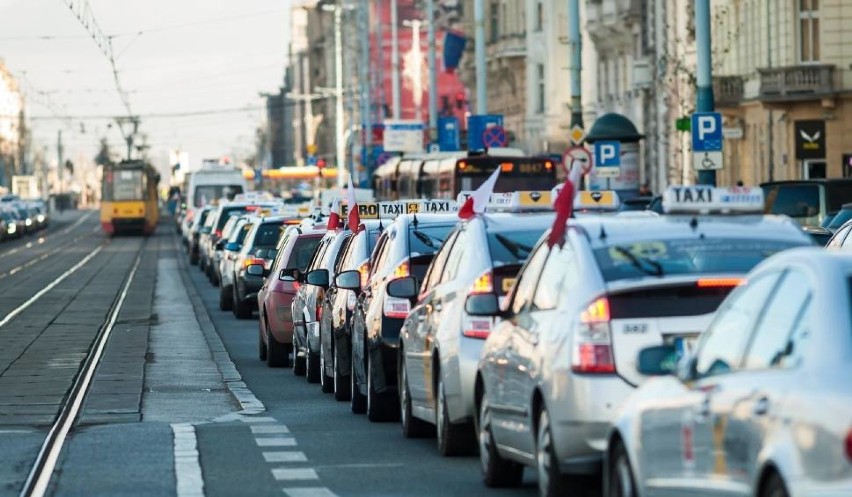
[487,229,543,265]
[593,238,804,282]
[193,184,244,207]
[408,224,453,255]
[289,236,323,271]
[251,222,285,258]
[826,209,852,230]
[763,184,821,226]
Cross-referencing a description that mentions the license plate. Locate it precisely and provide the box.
[501,277,516,294]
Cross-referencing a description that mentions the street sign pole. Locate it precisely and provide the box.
[695,0,716,186]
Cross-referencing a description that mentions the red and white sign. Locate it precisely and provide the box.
[564,146,593,175]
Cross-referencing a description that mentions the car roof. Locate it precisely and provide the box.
[392,213,460,229]
[473,212,555,232]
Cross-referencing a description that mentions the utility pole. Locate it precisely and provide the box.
[568,0,583,128]
[766,0,774,182]
[322,3,347,189]
[426,0,438,140]
[391,0,401,118]
[695,0,716,186]
[360,0,372,181]
[473,0,486,113]
[57,130,63,194]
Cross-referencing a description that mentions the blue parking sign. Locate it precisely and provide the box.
[594,141,621,166]
[691,112,723,152]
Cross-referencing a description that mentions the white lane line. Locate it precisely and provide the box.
[0,244,104,330]
[272,468,319,481]
[263,452,307,463]
[239,415,277,423]
[255,437,297,447]
[282,489,338,497]
[251,425,289,434]
[172,423,205,497]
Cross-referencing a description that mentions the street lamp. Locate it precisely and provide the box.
[321,2,356,189]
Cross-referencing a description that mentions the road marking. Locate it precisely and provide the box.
[263,451,307,463]
[256,437,297,447]
[272,468,319,481]
[0,244,104,330]
[282,489,338,497]
[251,425,290,434]
[240,416,277,424]
[0,211,93,260]
[172,423,205,497]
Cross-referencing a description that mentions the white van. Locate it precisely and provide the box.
[186,165,248,210]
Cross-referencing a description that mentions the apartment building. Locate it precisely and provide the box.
[0,62,23,187]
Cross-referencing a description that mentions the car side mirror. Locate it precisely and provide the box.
[464,293,501,317]
[305,269,329,288]
[246,264,265,277]
[280,267,303,282]
[335,270,361,291]
[225,242,241,252]
[215,241,225,251]
[637,345,679,376]
[386,276,417,300]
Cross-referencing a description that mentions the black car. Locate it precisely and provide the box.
[346,214,456,421]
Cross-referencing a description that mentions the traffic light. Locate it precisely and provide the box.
[455,92,466,110]
[317,158,327,170]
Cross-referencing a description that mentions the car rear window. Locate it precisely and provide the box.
[826,183,852,212]
[193,184,244,207]
[593,238,803,282]
[826,209,852,230]
[288,236,323,271]
[254,222,284,248]
[408,225,453,255]
[764,184,821,225]
[487,229,544,266]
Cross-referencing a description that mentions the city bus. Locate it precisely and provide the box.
[373,150,559,201]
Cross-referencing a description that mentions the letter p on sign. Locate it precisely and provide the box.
[594,141,621,167]
[691,112,723,152]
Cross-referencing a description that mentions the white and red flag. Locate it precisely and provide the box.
[547,160,584,248]
[458,167,500,220]
[347,174,360,231]
[327,197,341,230]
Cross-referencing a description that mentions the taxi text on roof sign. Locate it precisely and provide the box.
[337,199,458,219]
[662,186,764,214]
[456,190,554,212]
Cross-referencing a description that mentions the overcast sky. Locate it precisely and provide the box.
[0,0,289,171]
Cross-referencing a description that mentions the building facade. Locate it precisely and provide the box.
[712,0,852,184]
[0,62,24,188]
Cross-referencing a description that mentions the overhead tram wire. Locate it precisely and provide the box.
[22,100,302,121]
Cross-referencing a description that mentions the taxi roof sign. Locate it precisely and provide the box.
[336,199,458,220]
[456,190,554,212]
[662,186,764,214]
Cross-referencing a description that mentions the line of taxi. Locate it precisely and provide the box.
[183,185,851,497]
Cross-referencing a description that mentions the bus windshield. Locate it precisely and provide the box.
[104,169,145,201]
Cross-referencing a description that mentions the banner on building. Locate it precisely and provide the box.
[383,120,425,153]
[795,120,825,160]
[443,31,466,73]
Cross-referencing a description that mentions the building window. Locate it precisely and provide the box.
[537,64,545,113]
[490,2,499,43]
[534,1,543,32]
[799,0,820,62]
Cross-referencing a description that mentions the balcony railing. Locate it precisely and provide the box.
[713,76,744,108]
[758,64,836,101]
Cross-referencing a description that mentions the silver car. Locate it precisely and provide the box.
[473,186,811,496]
[606,248,852,497]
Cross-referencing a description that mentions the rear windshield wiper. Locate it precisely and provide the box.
[494,233,533,260]
[613,245,664,277]
[412,230,443,250]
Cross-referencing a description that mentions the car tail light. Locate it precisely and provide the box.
[393,258,410,279]
[358,261,371,288]
[316,302,323,321]
[469,270,494,295]
[214,229,222,238]
[571,297,616,374]
[696,277,745,288]
[463,270,496,339]
[244,257,265,268]
[383,297,411,319]
[845,428,852,462]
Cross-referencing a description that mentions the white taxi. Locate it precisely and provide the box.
[470,186,812,496]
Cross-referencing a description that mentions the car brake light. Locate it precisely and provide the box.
[469,270,494,295]
[696,277,745,288]
[316,303,323,321]
[463,270,496,339]
[393,259,410,279]
[383,296,410,319]
[214,229,222,238]
[572,297,616,374]
[244,257,265,268]
[358,261,370,288]
[845,428,852,462]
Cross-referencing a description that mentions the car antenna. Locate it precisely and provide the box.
[689,217,699,230]
[377,217,384,232]
[598,224,607,240]
[412,212,419,228]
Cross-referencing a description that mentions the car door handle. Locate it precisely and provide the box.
[698,398,711,418]
[753,396,769,416]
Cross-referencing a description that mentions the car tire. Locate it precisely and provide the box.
[477,395,523,487]
[320,338,334,393]
[292,347,306,376]
[211,268,219,287]
[233,286,252,319]
[350,337,366,414]
[761,472,790,497]
[333,338,350,401]
[537,408,570,497]
[199,257,207,272]
[258,330,268,361]
[366,352,397,422]
[267,330,290,368]
[189,252,198,265]
[219,285,233,311]
[306,349,320,383]
[437,375,476,456]
[399,354,434,438]
[608,440,637,497]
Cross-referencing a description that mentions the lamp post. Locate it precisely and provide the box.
[322,2,355,189]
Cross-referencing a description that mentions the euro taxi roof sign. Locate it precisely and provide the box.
[456,190,554,212]
[662,186,764,214]
[551,185,621,211]
[336,199,458,220]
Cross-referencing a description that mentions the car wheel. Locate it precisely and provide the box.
[608,440,637,497]
[333,339,350,401]
[350,337,366,414]
[233,286,252,319]
[306,347,320,384]
[199,257,206,272]
[189,252,198,265]
[292,345,306,376]
[399,354,434,438]
[266,328,290,368]
[762,472,790,497]
[537,408,570,497]
[211,268,219,287]
[478,395,523,487]
[366,352,397,422]
[320,337,334,393]
[437,374,476,456]
[219,285,233,311]
[258,329,268,361]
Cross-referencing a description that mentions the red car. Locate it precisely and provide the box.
[257,226,325,367]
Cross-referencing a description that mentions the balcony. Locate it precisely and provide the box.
[713,76,744,108]
[486,33,526,61]
[758,64,836,102]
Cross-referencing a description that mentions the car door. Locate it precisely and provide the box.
[703,269,813,496]
[640,270,782,497]
[494,243,549,453]
[353,233,390,383]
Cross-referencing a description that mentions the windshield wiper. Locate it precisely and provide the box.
[412,230,443,249]
[613,246,664,277]
[495,233,533,260]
